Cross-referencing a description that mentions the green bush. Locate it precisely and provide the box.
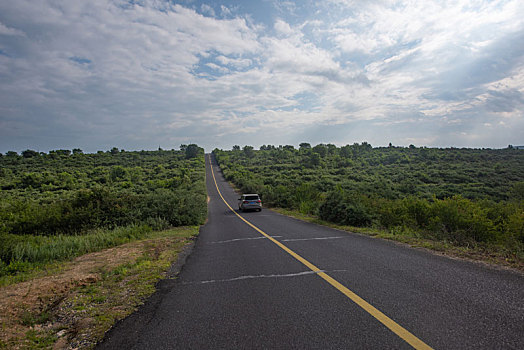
[318,190,372,227]
[507,209,524,244]
[428,196,496,244]
[293,183,322,214]
[377,197,431,229]
[136,189,206,227]
[403,197,432,228]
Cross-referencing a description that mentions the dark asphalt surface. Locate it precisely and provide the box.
[98,154,524,349]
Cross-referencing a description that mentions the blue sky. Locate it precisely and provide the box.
[1,0,523,153]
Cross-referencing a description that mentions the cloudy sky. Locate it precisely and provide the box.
[1,0,523,153]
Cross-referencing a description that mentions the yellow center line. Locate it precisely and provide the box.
[208,155,433,350]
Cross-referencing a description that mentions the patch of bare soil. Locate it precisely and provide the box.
[0,240,162,349]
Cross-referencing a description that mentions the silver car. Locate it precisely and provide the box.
[238,194,262,212]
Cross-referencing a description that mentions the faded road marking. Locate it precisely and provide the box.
[185,270,322,285]
[282,236,346,242]
[209,236,283,244]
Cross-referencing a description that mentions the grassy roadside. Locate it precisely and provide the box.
[225,174,522,270]
[271,207,523,272]
[0,226,199,349]
[225,172,522,270]
[0,225,157,287]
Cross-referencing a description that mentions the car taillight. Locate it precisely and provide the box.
[243,201,249,204]
[256,200,261,203]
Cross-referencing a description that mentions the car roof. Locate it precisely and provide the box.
[242,194,259,196]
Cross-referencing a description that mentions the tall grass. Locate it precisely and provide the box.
[0,225,152,278]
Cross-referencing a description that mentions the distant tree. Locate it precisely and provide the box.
[340,145,352,158]
[110,147,119,155]
[327,144,337,155]
[232,145,240,151]
[48,150,56,158]
[512,182,524,201]
[50,149,71,157]
[361,142,372,150]
[310,152,321,166]
[299,143,311,149]
[409,144,416,149]
[283,145,295,151]
[22,149,39,158]
[72,148,83,155]
[110,166,127,181]
[185,144,202,159]
[243,145,254,158]
[21,172,43,188]
[6,151,18,157]
[312,144,328,157]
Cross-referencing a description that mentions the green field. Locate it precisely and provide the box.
[0,146,206,278]
[214,144,524,259]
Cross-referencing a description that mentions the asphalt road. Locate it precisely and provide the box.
[98,154,523,349]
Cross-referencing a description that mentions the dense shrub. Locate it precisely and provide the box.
[0,149,206,238]
[318,190,373,227]
[135,189,206,227]
[377,197,431,229]
[213,145,524,251]
[428,196,495,243]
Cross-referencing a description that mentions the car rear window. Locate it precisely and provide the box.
[245,195,259,200]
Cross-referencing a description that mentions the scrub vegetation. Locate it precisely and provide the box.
[213,143,524,266]
[0,145,206,279]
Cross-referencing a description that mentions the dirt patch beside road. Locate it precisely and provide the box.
[0,227,198,349]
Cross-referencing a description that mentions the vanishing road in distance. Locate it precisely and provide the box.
[98,154,523,349]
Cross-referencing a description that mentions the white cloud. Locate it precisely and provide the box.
[274,19,294,36]
[201,4,215,17]
[0,22,25,36]
[215,55,252,69]
[0,0,523,152]
[205,62,229,74]
[220,5,232,17]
